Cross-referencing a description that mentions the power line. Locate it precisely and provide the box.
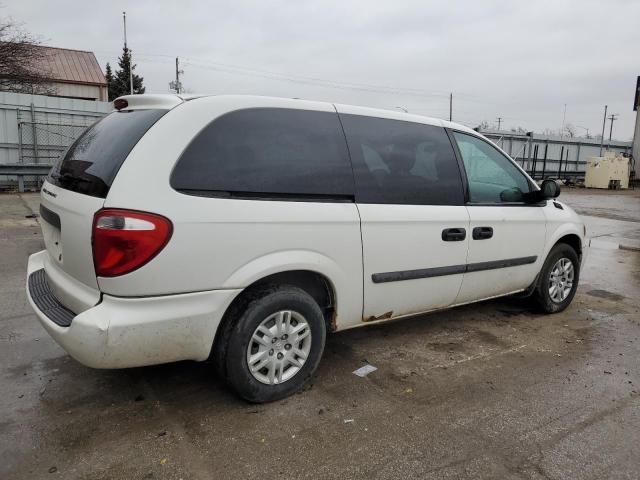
[91,48,618,134]
[182,58,451,99]
[94,49,451,99]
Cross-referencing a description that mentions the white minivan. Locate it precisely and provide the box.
[27,94,586,402]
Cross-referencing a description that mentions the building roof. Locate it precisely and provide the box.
[37,46,106,87]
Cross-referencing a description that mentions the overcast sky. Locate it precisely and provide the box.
[3,0,639,139]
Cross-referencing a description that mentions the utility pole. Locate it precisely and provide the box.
[608,113,619,141]
[449,93,453,121]
[496,117,502,131]
[599,105,608,157]
[169,57,184,94]
[176,57,181,94]
[561,103,567,138]
[633,76,640,165]
[123,11,133,95]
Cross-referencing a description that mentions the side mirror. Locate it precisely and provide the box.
[540,179,561,200]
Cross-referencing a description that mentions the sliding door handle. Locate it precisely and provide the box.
[442,228,466,242]
[472,226,493,240]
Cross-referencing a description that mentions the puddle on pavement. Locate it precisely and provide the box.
[587,289,626,301]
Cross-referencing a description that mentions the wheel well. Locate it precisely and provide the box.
[555,234,582,260]
[227,270,337,332]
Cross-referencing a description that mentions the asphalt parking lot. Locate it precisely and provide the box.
[1,189,639,480]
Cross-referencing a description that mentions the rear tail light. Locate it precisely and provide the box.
[92,209,173,277]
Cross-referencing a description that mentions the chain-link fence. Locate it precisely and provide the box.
[0,92,110,192]
[16,111,97,189]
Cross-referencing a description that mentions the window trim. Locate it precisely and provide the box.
[174,188,355,203]
[447,128,543,207]
[444,128,470,204]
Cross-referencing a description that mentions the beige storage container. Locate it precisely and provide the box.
[585,152,630,189]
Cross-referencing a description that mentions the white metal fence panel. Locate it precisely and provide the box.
[481,130,632,180]
[0,92,111,191]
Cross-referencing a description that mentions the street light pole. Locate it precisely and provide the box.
[576,125,590,138]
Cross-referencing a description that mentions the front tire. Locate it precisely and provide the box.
[532,243,580,313]
[222,286,326,403]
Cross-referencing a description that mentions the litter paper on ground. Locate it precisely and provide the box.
[353,364,377,377]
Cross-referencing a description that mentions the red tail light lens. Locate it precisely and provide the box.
[92,209,173,277]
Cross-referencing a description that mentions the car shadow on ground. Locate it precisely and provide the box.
[28,295,542,413]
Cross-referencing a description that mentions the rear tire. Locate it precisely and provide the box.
[532,243,580,313]
[219,285,326,403]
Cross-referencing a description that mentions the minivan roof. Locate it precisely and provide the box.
[112,93,477,134]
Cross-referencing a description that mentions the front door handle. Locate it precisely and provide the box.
[472,226,493,240]
[442,228,466,242]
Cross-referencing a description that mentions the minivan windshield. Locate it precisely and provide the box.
[47,109,167,198]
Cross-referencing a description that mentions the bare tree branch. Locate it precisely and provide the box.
[0,17,57,95]
[564,123,576,138]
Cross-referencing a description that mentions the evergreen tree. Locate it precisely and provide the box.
[108,46,145,101]
[105,62,114,100]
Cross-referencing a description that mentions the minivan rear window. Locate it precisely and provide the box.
[48,109,167,198]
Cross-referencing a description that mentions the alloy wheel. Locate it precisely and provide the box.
[246,310,312,385]
[548,257,574,303]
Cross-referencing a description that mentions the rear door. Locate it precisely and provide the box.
[451,131,546,303]
[338,109,470,321]
[40,108,167,306]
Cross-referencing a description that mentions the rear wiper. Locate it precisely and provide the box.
[51,172,90,183]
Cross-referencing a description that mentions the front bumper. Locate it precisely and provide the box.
[27,250,240,369]
[582,237,591,268]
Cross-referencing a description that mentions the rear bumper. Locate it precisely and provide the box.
[27,250,240,368]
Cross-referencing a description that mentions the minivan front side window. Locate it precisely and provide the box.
[452,132,531,204]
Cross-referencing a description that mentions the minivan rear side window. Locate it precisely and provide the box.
[171,108,355,201]
[339,114,465,205]
[48,109,167,198]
